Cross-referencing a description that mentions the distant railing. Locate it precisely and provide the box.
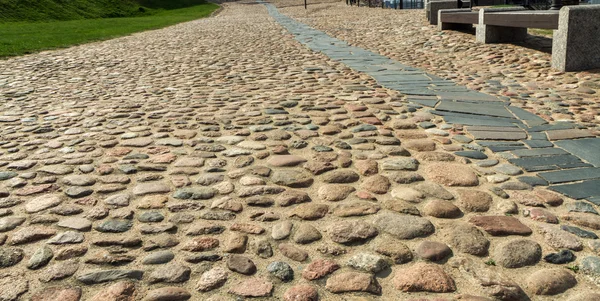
[347,0,424,9]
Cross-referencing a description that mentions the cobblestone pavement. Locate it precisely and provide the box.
[0,1,599,301]
[277,1,600,129]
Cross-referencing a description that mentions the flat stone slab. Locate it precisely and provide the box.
[373,212,435,239]
[509,155,592,172]
[436,101,515,118]
[469,216,532,236]
[549,179,600,200]
[477,141,527,152]
[524,140,555,148]
[507,106,547,126]
[554,138,600,167]
[467,126,524,132]
[436,91,501,102]
[408,97,439,107]
[511,148,568,157]
[546,129,595,141]
[538,167,600,184]
[431,110,522,127]
[468,130,527,141]
[587,196,600,206]
[527,123,576,132]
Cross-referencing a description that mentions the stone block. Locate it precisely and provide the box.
[428,1,460,25]
[437,9,476,30]
[546,129,594,141]
[552,5,600,71]
[554,138,600,167]
[476,8,528,43]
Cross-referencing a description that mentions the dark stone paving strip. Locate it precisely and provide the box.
[511,148,569,157]
[538,167,600,184]
[506,106,547,127]
[436,101,515,118]
[588,196,600,206]
[262,1,600,200]
[509,155,593,172]
[430,111,522,127]
[523,140,554,148]
[550,180,600,200]
[554,138,600,167]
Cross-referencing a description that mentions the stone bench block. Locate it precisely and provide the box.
[475,7,529,44]
[428,0,459,25]
[552,5,600,72]
[438,8,476,30]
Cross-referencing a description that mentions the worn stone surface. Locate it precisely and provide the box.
[0,1,598,299]
[228,278,273,297]
[144,287,191,301]
[347,252,389,273]
[423,200,462,218]
[147,263,191,283]
[302,259,340,280]
[374,212,434,239]
[457,190,492,212]
[469,216,532,236]
[416,241,452,261]
[375,240,413,264]
[393,263,456,292]
[446,223,489,256]
[89,281,136,301]
[267,261,294,282]
[495,239,542,268]
[526,269,577,295]
[284,285,318,301]
[0,247,24,267]
[196,267,228,292]
[325,272,381,295]
[30,286,82,301]
[424,163,479,187]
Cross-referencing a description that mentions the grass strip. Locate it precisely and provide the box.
[0,1,219,57]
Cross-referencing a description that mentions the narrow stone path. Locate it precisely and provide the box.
[264,1,600,202]
[0,1,598,301]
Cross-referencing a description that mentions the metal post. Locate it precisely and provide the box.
[304,0,307,9]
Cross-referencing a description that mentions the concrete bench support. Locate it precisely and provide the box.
[428,0,459,25]
[475,8,528,43]
[438,9,476,30]
[552,5,600,72]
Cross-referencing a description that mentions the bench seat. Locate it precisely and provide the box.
[436,5,600,71]
[484,11,559,29]
[441,11,478,24]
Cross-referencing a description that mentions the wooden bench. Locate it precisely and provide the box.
[438,8,480,29]
[483,10,559,29]
[437,5,600,71]
[427,0,460,25]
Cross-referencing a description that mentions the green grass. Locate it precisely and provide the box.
[0,0,144,22]
[0,0,216,22]
[0,0,219,57]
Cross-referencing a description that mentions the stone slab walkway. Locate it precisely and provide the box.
[264,1,599,204]
[0,1,598,300]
